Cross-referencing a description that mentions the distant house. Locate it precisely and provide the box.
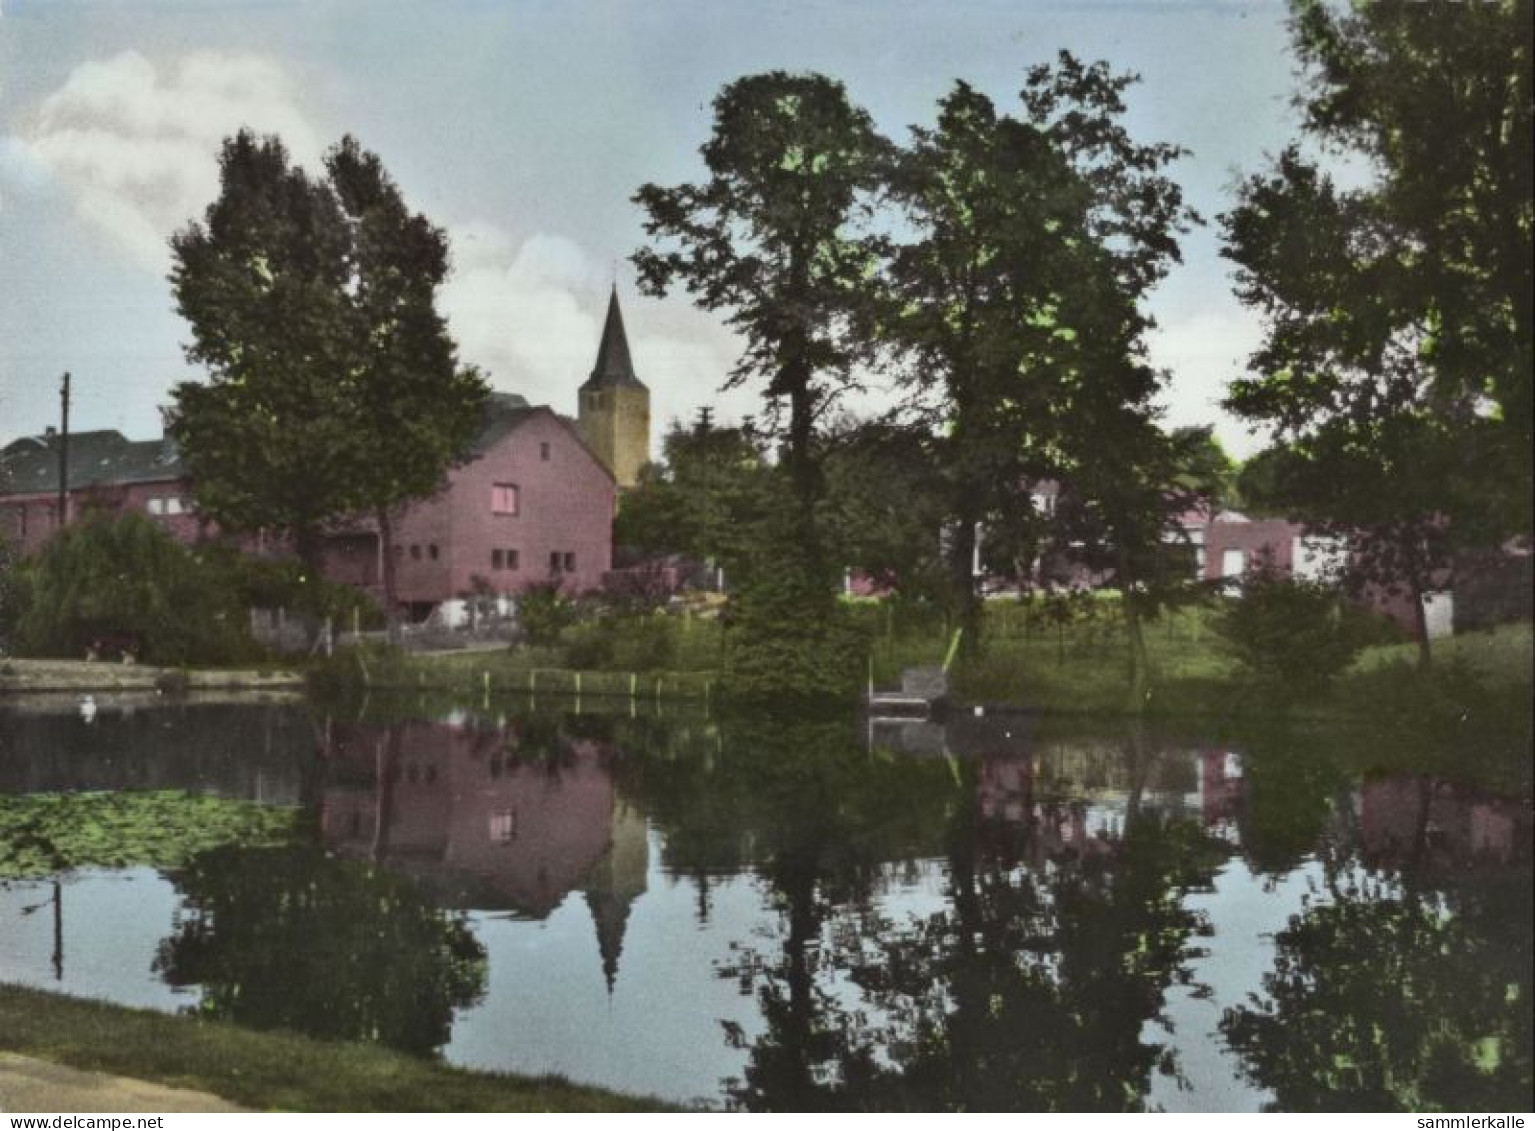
[1189,509,1454,640]
[0,427,203,555]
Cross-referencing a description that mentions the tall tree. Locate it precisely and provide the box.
[170,132,355,576]
[1221,0,1532,657]
[169,131,486,617]
[633,72,890,555]
[324,138,488,624]
[884,62,1195,652]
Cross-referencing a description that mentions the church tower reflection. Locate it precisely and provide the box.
[320,715,649,990]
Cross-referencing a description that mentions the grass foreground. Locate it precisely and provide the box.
[0,983,676,1113]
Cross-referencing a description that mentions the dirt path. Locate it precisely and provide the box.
[0,1053,249,1114]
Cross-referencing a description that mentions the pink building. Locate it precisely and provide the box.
[0,401,614,621]
[319,394,615,619]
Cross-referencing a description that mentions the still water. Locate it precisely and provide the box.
[1,695,1530,1111]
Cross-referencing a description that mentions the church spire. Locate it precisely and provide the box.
[583,286,644,390]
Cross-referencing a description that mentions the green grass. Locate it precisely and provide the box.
[1353,620,1534,688]
[0,983,676,1112]
[317,603,1532,722]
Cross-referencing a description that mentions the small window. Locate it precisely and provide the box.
[147,498,164,515]
[492,483,519,515]
[549,551,561,573]
[395,544,404,557]
[166,497,184,515]
[563,551,576,572]
[506,549,520,570]
[428,544,439,561]
[410,544,422,560]
[540,441,551,461]
[492,549,504,570]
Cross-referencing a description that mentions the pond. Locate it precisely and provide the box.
[1,694,1530,1111]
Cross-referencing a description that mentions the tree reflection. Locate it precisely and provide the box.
[687,721,1230,1111]
[1222,870,1532,1112]
[155,844,487,1055]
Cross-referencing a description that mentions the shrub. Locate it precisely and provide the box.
[13,513,253,665]
[558,614,678,673]
[1214,565,1362,702]
[206,545,384,629]
[721,562,867,703]
[517,582,574,647]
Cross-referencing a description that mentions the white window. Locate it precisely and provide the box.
[166,497,185,515]
[492,483,519,515]
[1221,549,1247,579]
[147,498,164,515]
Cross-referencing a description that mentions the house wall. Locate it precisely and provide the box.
[1201,518,1303,583]
[0,479,201,556]
[392,410,614,604]
[8,415,613,615]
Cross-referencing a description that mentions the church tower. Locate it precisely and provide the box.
[577,287,650,489]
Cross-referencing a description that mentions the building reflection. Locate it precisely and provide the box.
[869,713,1530,872]
[319,715,648,990]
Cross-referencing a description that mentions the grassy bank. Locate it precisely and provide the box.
[308,601,1532,722]
[0,984,673,1112]
[0,658,304,695]
[320,647,717,700]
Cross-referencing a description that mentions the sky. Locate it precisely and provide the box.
[0,0,1309,458]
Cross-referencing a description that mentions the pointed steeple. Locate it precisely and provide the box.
[582,286,644,390]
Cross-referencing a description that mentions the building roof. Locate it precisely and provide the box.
[0,430,186,498]
[2,389,613,497]
[579,287,645,392]
[468,391,534,453]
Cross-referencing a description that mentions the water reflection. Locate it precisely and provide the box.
[0,696,1528,1110]
[156,844,487,1055]
[319,717,647,989]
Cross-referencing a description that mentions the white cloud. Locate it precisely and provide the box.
[10,49,324,269]
[1147,307,1267,457]
[441,224,745,445]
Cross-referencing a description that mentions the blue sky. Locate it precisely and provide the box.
[1,0,1306,456]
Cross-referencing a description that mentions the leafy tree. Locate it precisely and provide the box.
[0,532,21,646]
[324,138,489,625]
[883,62,1195,650]
[817,418,947,599]
[1235,417,1503,667]
[1212,561,1365,705]
[1049,416,1216,709]
[170,131,486,617]
[633,73,890,552]
[1222,0,1532,660]
[169,132,357,576]
[11,512,250,664]
[614,417,772,567]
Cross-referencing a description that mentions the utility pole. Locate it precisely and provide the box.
[57,371,71,531]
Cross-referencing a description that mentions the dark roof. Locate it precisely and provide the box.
[1,389,613,498]
[580,287,645,392]
[468,391,534,453]
[0,430,186,498]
